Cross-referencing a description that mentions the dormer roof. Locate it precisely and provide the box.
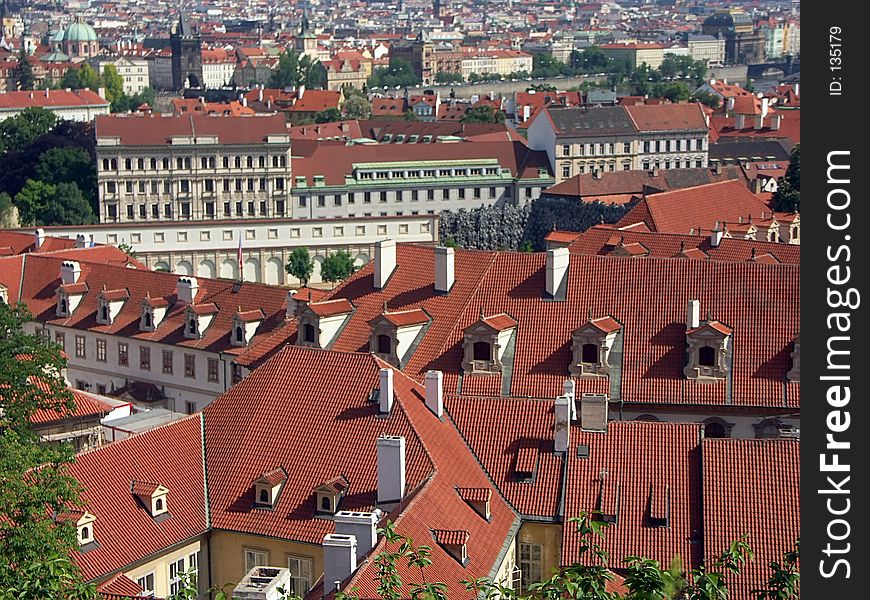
[373,308,430,328]
[59,281,88,295]
[688,320,733,336]
[98,287,130,302]
[188,303,219,316]
[473,313,518,332]
[130,480,167,499]
[432,529,469,547]
[254,467,288,487]
[315,475,350,495]
[578,316,622,334]
[235,308,266,323]
[306,298,354,317]
[142,292,169,308]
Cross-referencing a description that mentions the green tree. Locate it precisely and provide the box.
[461,105,505,124]
[368,57,421,88]
[0,107,58,154]
[12,48,35,91]
[269,50,327,90]
[315,107,343,123]
[77,64,103,92]
[13,179,56,225]
[342,94,372,120]
[286,247,315,286]
[0,192,17,227]
[435,72,464,84]
[38,182,98,226]
[0,302,98,600]
[649,81,692,103]
[35,146,98,208]
[691,91,721,109]
[59,68,82,90]
[403,109,420,121]
[773,145,800,212]
[117,242,137,259]
[751,541,800,600]
[320,251,357,286]
[102,64,126,107]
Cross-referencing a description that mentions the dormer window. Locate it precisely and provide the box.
[57,294,70,317]
[303,324,316,343]
[69,511,97,548]
[314,475,349,515]
[432,530,469,566]
[377,334,391,354]
[456,487,492,521]
[184,304,218,340]
[787,335,800,382]
[461,313,518,375]
[684,319,733,381]
[131,481,169,520]
[296,299,354,349]
[140,293,167,332]
[144,311,153,328]
[188,316,198,336]
[253,467,288,509]
[95,287,129,326]
[369,308,431,368]
[569,316,622,378]
[231,308,265,347]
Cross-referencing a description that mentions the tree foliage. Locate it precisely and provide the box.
[286,247,315,286]
[321,251,358,285]
[315,107,343,123]
[13,179,96,226]
[368,57,421,89]
[269,50,327,90]
[0,107,58,154]
[0,303,97,600]
[772,145,800,213]
[460,105,505,124]
[343,94,372,120]
[12,48,35,91]
[102,64,126,106]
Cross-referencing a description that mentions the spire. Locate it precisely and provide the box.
[301,3,310,35]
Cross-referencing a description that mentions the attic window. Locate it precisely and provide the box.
[594,477,619,524]
[582,343,598,364]
[57,294,70,317]
[235,326,244,343]
[456,487,492,521]
[314,475,349,515]
[514,440,540,483]
[698,346,716,367]
[131,481,169,519]
[253,468,288,510]
[684,320,732,381]
[186,315,199,338]
[703,417,733,439]
[72,511,97,547]
[432,530,469,566]
[377,334,391,355]
[461,313,517,375]
[648,484,669,528]
[569,316,621,378]
[303,323,316,343]
[99,302,110,324]
[473,341,491,361]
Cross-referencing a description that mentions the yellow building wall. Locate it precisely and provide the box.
[209,529,324,591]
[107,538,207,599]
[516,522,562,583]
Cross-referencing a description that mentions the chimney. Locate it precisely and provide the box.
[710,222,723,247]
[434,246,454,293]
[734,113,745,129]
[379,368,394,414]
[554,395,571,452]
[754,114,764,130]
[258,86,264,102]
[760,97,769,118]
[727,96,735,112]
[579,393,608,432]
[770,114,782,130]
[322,534,357,595]
[563,379,577,420]
[97,87,106,100]
[794,83,799,97]
[285,290,297,319]
[373,239,396,289]
[60,261,81,285]
[651,166,659,177]
[298,84,305,99]
[176,276,199,304]
[45,88,49,98]
[545,247,569,298]
[425,370,443,417]
[241,95,248,107]
[712,161,722,175]
[376,435,406,506]
[686,299,700,329]
[34,228,46,250]
[334,510,381,561]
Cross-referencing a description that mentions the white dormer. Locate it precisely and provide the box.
[368,308,431,368]
[683,305,733,382]
[184,303,218,340]
[231,308,265,347]
[569,315,622,378]
[131,481,169,518]
[72,511,97,546]
[56,282,88,318]
[296,299,354,349]
[140,292,169,332]
[95,286,130,326]
[314,475,350,515]
[253,467,288,509]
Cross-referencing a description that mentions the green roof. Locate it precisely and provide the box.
[64,21,98,43]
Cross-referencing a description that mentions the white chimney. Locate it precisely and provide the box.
[734,113,746,129]
[761,97,769,118]
[710,222,723,247]
[770,114,782,130]
[34,228,46,250]
[425,370,443,417]
[379,368,394,414]
[563,379,577,420]
[334,510,381,561]
[554,395,571,452]
[727,96,735,112]
[373,239,396,289]
[754,114,764,130]
[285,290,297,319]
[546,247,569,297]
[434,246,454,293]
[60,261,81,285]
[176,276,199,304]
[686,299,700,330]
[580,393,608,432]
[794,83,799,97]
[376,435,406,506]
[298,84,306,99]
[322,534,357,595]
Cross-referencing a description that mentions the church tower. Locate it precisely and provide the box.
[171,13,203,90]
[294,5,317,58]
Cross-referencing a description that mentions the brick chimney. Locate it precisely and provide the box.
[545,247,569,298]
[60,261,81,285]
[374,239,396,289]
[379,368,394,414]
[377,435,406,507]
[425,370,443,417]
[434,246,455,293]
[176,276,199,304]
[554,395,571,452]
[334,510,381,561]
[322,534,357,595]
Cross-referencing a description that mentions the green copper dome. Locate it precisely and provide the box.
[64,21,98,43]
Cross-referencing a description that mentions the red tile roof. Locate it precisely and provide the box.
[256,467,288,486]
[379,308,430,327]
[543,166,747,200]
[702,439,800,599]
[615,180,773,234]
[71,415,207,582]
[94,113,288,146]
[30,387,115,425]
[0,89,108,110]
[96,573,146,599]
[308,298,355,317]
[562,422,702,572]
[624,103,708,131]
[432,529,469,546]
[479,313,518,331]
[710,110,800,145]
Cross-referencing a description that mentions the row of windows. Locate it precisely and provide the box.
[108,198,287,221]
[559,158,706,178]
[105,177,288,196]
[101,154,289,173]
[562,142,632,157]
[642,139,705,153]
[355,166,502,180]
[298,186,507,207]
[54,332,220,383]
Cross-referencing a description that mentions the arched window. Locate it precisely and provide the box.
[235,326,244,343]
[756,419,782,439]
[81,526,90,541]
[704,421,727,438]
[60,298,68,314]
[634,414,660,422]
[188,318,197,335]
[303,324,316,343]
[698,346,716,367]
[155,498,163,511]
[101,305,109,322]
[377,334,391,355]
[259,489,269,503]
[321,496,331,511]
[473,341,491,361]
[582,343,599,364]
[144,312,152,328]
